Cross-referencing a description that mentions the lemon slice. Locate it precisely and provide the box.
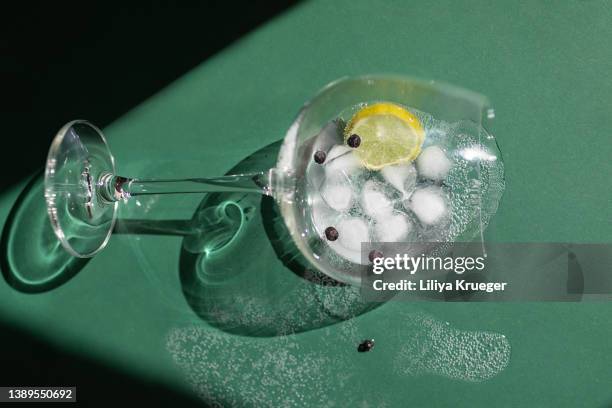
[344,102,424,170]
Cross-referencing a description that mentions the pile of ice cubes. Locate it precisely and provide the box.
[309,135,453,265]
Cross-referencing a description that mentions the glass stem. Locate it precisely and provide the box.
[98,170,274,203]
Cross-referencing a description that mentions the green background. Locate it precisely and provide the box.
[1,0,611,406]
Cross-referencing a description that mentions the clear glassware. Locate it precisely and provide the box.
[44,75,504,284]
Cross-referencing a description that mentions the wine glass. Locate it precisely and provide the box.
[44,75,504,285]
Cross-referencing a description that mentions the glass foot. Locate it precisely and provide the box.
[44,121,117,257]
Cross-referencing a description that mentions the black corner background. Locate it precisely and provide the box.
[0,1,299,192]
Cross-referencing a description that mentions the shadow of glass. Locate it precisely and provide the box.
[177,140,380,337]
[2,141,380,336]
[0,172,90,293]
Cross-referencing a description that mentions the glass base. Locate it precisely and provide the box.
[44,121,117,257]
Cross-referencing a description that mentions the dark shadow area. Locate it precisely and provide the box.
[0,1,299,193]
[0,321,209,407]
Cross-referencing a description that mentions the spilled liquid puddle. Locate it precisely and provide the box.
[392,313,510,382]
[167,305,511,406]
[167,328,337,407]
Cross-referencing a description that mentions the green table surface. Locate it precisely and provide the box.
[2,0,612,406]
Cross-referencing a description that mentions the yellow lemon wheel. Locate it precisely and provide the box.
[344,102,425,170]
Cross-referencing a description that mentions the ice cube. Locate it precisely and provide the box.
[374,212,413,242]
[416,145,452,181]
[361,180,394,217]
[381,163,417,196]
[311,192,342,235]
[328,216,370,264]
[324,145,362,180]
[321,180,353,212]
[336,217,370,251]
[407,186,448,226]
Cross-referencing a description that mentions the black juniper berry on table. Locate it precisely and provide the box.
[357,339,375,352]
